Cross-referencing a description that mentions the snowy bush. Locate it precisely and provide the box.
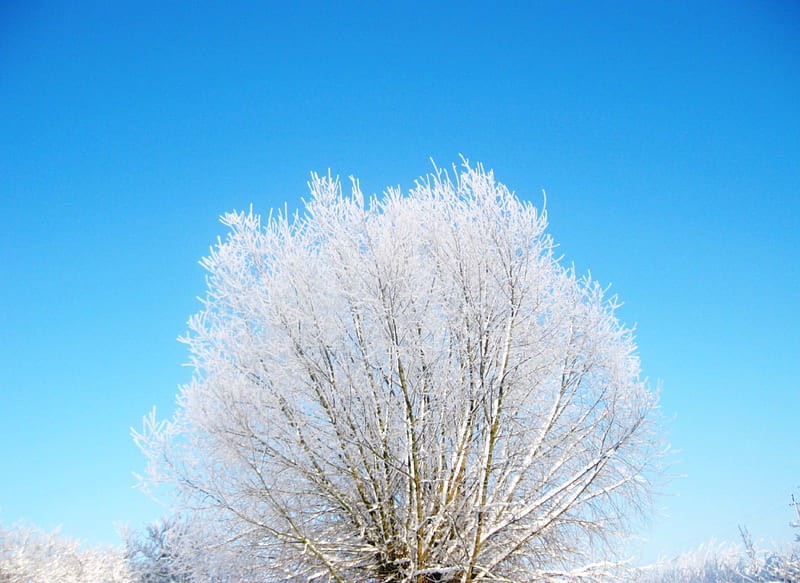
[124,515,261,583]
[638,540,800,583]
[0,521,131,583]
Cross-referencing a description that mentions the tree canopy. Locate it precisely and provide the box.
[136,162,664,582]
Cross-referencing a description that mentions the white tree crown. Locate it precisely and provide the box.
[136,161,664,583]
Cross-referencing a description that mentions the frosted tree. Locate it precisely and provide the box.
[124,514,262,583]
[136,162,664,582]
[0,521,132,583]
[124,516,195,583]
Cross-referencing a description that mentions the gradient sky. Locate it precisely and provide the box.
[1,0,798,565]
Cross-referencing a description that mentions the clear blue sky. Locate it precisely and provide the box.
[1,0,798,565]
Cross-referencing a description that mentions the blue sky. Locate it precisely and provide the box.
[1,0,798,564]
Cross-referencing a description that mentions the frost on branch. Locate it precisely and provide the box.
[137,161,665,582]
